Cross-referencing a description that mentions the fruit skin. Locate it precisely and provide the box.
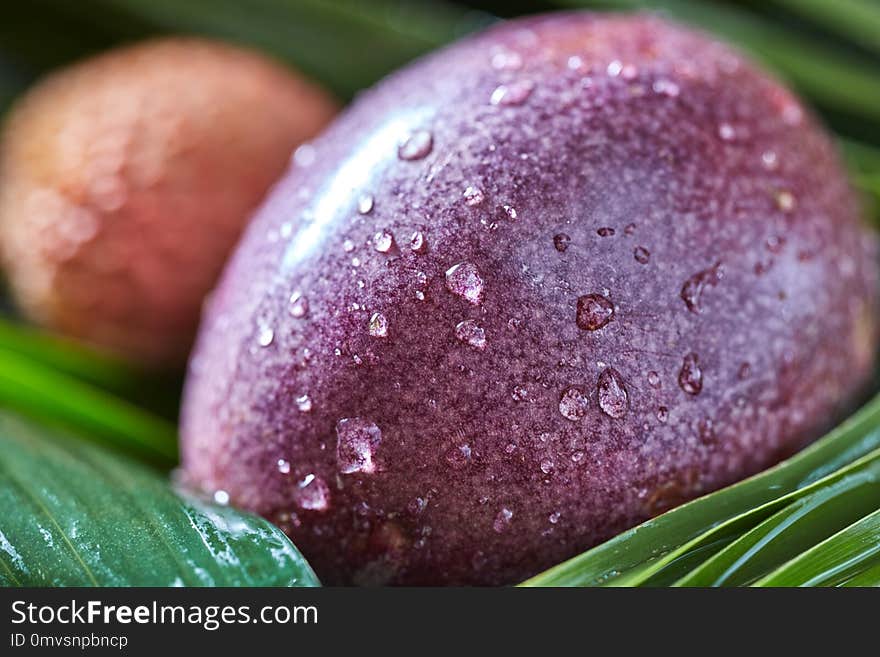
[181,13,879,584]
[0,38,337,368]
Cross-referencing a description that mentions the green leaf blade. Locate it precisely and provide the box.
[0,412,318,587]
[754,509,880,587]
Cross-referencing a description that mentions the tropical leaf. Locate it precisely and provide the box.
[673,460,880,586]
[753,508,880,587]
[0,348,178,466]
[557,0,880,127]
[0,411,318,586]
[83,0,491,99]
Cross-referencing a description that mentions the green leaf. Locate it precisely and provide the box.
[0,348,178,467]
[0,411,318,586]
[85,0,491,99]
[673,460,880,586]
[753,509,880,587]
[0,316,139,392]
[763,0,880,58]
[521,393,880,586]
[556,0,880,125]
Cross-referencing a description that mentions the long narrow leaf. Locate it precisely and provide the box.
[0,348,177,466]
[755,509,880,587]
[764,0,880,57]
[557,0,880,124]
[673,466,880,586]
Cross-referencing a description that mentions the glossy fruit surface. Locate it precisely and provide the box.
[0,38,337,367]
[181,14,879,584]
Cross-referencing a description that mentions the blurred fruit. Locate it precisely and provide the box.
[0,38,337,368]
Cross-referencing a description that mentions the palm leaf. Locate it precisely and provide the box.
[754,508,880,587]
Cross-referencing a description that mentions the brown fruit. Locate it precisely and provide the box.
[0,38,337,367]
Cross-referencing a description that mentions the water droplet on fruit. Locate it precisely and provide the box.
[766,236,785,253]
[342,239,355,253]
[717,123,736,141]
[656,406,669,423]
[576,294,614,331]
[257,325,274,347]
[607,60,623,76]
[398,130,433,161]
[647,371,661,388]
[652,78,680,97]
[446,262,484,304]
[410,231,427,253]
[680,262,723,313]
[455,320,486,350]
[213,490,230,505]
[446,443,472,468]
[540,459,555,474]
[463,186,485,206]
[357,194,374,214]
[296,394,312,412]
[373,230,394,253]
[493,508,513,533]
[491,49,522,70]
[761,150,778,170]
[289,291,309,318]
[336,418,382,474]
[774,190,796,212]
[597,226,615,237]
[511,385,528,402]
[697,417,716,444]
[559,387,589,421]
[571,451,585,464]
[634,246,650,264]
[678,353,703,395]
[369,312,388,338]
[490,80,534,106]
[597,368,628,419]
[408,497,428,515]
[294,474,330,511]
[277,459,291,474]
[292,143,316,167]
[502,204,517,220]
[554,233,571,252]
[549,511,561,524]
